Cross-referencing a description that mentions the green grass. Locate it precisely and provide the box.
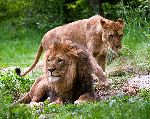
[0,8,150,119]
[0,79,150,119]
[0,69,150,119]
[0,21,43,67]
[107,9,150,74]
[38,95,150,119]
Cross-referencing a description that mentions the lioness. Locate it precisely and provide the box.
[14,41,95,104]
[16,15,124,86]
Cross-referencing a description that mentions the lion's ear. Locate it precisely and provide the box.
[69,44,83,57]
[117,18,124,27]
[100,19,109,29]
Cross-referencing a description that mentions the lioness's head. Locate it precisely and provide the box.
[100,19,124,52]
[44,41,80,82]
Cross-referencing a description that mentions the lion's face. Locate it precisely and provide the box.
[101,19,124,52]
[45,54,72,82]
[44,42,78,82]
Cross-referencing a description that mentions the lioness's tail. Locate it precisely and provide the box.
[15,43,43,76]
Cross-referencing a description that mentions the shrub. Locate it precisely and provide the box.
[0,68,33,101]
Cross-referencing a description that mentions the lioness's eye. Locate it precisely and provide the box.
[119,34,123,37]
[109,34,113,37]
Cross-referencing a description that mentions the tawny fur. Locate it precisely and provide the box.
[14,41,95,104]
[16,15,124,87]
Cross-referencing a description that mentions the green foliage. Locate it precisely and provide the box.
[106,0,150,73]
[122,5,150,72]
[0,69,34,119]
[19,0,65,32]
[0,69,33,100]
[12,96,150,119]
[0,100,33,119]
[0,21,43,67]
[21,0,89,31]
[103,0,150,20]
[65,0,90,22]
[0,0,30,22]
[0,0,150,118]
[1,0,149,32]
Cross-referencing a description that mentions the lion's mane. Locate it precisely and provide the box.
[14,41,95,104]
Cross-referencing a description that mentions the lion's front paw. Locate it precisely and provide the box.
[74,93,95,104]
[48,98,63,105]
[74,100,86,104]
[29,101,44,107]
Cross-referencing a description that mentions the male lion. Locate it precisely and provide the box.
[16,15,124,86]
[14,41,95,104]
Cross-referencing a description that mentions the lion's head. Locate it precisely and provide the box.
[100,19,124,52]
[44,41,80,83]
[43,40,93,85]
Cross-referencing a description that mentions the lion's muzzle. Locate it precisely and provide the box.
[47,68,61,82]
[48,68,56,76]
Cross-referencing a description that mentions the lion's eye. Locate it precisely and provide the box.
[57,58,63,63]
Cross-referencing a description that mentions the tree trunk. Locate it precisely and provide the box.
[88,0,104,16]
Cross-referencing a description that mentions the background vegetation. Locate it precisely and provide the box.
[0,0,150,118]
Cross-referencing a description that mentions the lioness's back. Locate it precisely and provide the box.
[41,15,106,50]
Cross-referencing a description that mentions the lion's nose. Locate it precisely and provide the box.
[48,68,56,73]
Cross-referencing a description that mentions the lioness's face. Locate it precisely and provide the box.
[103,29,123,52]
[45,53,72,82]
[100,19,124,52]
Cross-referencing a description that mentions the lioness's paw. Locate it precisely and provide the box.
[97,79,112,90]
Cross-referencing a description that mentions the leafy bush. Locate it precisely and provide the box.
[21,0,65,32]
[0,68,34,118]
[103,0,150,20]
[0,68,33,101]
[65,0,90,22]
[0,0,30,22]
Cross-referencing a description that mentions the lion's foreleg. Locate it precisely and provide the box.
[74,92,95,104]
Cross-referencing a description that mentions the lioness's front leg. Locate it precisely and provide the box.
[95,54,106,72]
[89,54,110,88]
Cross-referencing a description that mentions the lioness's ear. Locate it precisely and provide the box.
[100,19,109,29]
[117,18,124,27]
